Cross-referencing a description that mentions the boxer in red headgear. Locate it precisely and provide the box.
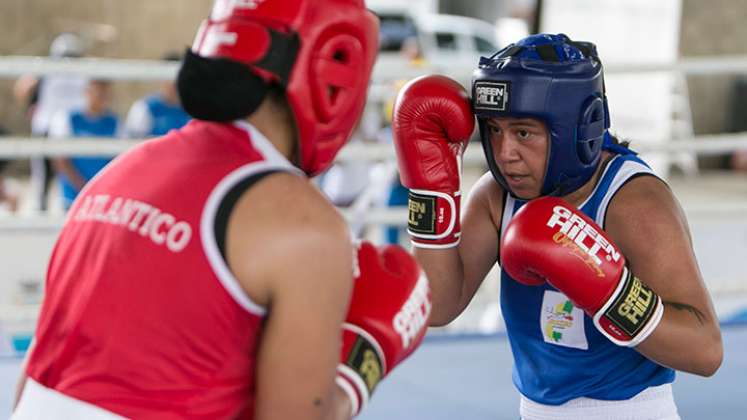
[12,1,431,419]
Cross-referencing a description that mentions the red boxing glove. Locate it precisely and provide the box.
[500,197,664,347]
[336,241,431,416]
[393,75,475,248]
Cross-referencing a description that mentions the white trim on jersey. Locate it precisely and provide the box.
[596,159,655,224]
[200,121,302,317]
[500,189,516,237]
[234,120,299,165]
[576,155,622,210]
[11,379,125,420]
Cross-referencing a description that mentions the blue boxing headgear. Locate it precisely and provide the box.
[472,33,610,197]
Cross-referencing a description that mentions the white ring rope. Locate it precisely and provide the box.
[1,132,746,160]
[3,55,747,80]
[2,202,746,232]
[0,138,141,158]
[0,56,179,81]
[604,54,747,75]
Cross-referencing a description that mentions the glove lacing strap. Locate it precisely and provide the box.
[336,322,387,417]
[407,188,461,249]
[592,266,665,347]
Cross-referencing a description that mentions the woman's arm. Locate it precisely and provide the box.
[227,173,355,420]
[417,173,504,326]
[606,176,722,376]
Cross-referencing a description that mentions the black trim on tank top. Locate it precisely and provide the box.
[601,172,663,231]
[214,170,282,261]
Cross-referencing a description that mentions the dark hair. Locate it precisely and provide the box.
[177,48,273,122]
[607,132,631,149]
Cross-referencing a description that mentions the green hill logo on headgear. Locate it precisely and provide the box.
[474,81,509,111]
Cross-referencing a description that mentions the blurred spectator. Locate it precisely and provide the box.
[0,125,19,212]
[731,150,747,172]
[319,108,379,208]
[318,137,372,208]
[123,52,191,138]
[49,79,119,210]
[400,36,427,67]
[13,32,88,211]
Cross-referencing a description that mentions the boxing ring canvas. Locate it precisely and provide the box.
[2,324,746,418]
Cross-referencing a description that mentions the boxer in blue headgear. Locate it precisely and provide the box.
[472,33,614,197]
[392,32,722,419]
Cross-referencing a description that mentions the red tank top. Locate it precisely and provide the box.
[27,120,298,419]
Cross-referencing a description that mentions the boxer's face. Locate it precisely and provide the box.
[486,117,548,199]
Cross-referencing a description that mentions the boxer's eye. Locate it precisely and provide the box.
[488,124,501,135]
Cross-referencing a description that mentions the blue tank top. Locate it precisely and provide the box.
[144,94,190,136]
[498,152,675,405]
[60,110,118,208]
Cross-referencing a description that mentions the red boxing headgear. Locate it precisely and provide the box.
[191,0,379,176]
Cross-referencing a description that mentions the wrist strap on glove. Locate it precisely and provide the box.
[593,266,664,347]
[336,324,386,417]
[407,188,461,249]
